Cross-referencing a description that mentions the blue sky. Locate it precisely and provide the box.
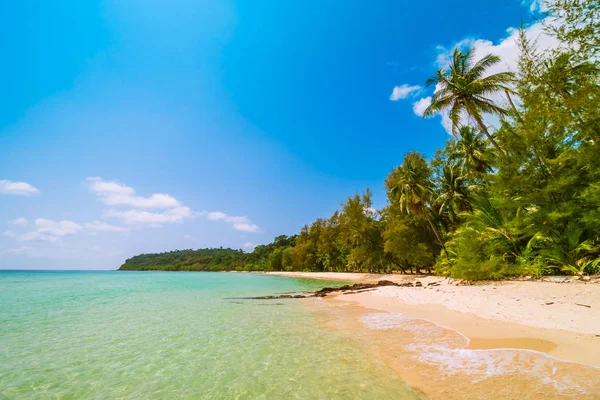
[1,0,542,269]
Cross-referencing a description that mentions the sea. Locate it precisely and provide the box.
[0,270,422,399]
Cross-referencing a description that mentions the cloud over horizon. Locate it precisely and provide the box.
[85,177,180,209]
[104,207,193,225]
[16,219,83,242]
[0,180,40,196]
[198,211,261,233]
[85,221,129,233]
[9,218,28,226]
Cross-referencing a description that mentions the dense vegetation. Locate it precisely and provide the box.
[120,0,600,280]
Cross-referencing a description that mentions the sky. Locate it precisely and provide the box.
[1,0,548,269]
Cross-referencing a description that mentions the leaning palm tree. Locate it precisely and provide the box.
[386,152,445,249]
[423,47,515,155]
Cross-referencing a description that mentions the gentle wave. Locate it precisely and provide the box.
[360,312,600,396]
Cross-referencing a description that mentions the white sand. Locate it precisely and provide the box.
[268,272,600,335]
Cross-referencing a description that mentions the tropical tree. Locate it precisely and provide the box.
[386,152,444,249]
[382,204,438,274]
[528,223,600,277]
[436,161,471,223]
[450,126,493,180]
[423,47,515,154]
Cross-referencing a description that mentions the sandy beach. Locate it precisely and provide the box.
[268,272,600,399]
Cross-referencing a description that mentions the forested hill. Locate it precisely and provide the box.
[119,248,246,271]
[119,235,299,271]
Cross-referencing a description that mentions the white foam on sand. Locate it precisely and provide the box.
[360,312,600,396]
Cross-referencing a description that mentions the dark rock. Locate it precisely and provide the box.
[228,279,418,300]
[415,281,423,287]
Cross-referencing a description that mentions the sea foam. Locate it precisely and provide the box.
[360,312,600,396]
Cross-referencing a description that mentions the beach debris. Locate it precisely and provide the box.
[575,303,591,308]
[226,280,417,300]
[427,282,441,287]
[342,288,376,295]
[415,281,423,287]
[545,302,554,305]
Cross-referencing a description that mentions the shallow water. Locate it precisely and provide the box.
[359,311,600,398]
[0,271,422,399]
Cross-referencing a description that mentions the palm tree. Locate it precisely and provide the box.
[436,161,471,222]
[528,223,600,278]
[386,152,445,249]
[451,126,493,179]
[423,47,515,155]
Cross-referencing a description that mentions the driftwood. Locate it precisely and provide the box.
[225,280,418,300]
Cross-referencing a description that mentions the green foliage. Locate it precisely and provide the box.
[121,1,600,280]
[120,248,246,271]
[423,47,515,153]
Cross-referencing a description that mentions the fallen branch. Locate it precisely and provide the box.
[226,280,417,300]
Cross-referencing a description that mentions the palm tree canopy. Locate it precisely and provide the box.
[423,47,515,139]
[450,126,493,177]
[436,161,471,221]
[386,152,434,216]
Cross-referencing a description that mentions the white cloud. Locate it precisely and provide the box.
[525,0,548,12]
[85,221,129,233]
[184,234,193,239]
[8,219,83,242]
[412,96,432,117]
[36,219,82,236]
[413,18,560,134]
[0,180,40,196]
[389,84,422,101]
[198,211,261,233]
[85,177,180,209]
[243,242,255,249]
[434,22,559,75]
[104,206,193,225]
[0,246,30,255]
[9,218,28,226]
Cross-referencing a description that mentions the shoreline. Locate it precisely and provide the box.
[270,271,600,399]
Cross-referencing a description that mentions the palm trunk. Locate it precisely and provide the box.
[473,114,505,156]
[505,90,520,119]
[425,213,445,252]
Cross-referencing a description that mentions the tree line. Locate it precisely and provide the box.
[120,0,600,279]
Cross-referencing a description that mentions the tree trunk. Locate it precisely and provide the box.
[473,114,505,156]
[505,90,521,120]
[425,213,446,252]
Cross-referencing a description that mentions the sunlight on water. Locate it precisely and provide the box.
[0,271,422,399]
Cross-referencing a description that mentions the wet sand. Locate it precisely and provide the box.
[269,272,600,399]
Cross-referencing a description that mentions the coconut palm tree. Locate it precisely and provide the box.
[386,152,445,249]
[423,47,515,155]
[436,161,471,223]
[450,126,493,179]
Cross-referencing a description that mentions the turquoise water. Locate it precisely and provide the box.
[0,271,421,399]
